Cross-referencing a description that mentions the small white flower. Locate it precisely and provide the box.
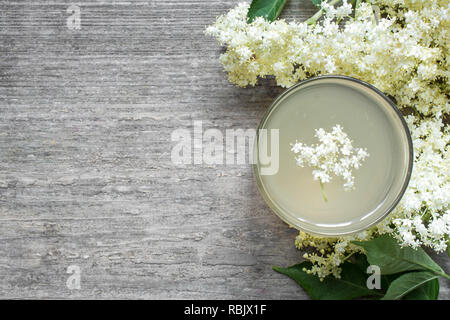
[291,125,369,193]
[429,218,448,237]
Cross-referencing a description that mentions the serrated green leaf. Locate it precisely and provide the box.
[273,261,381,300]
[382,272,439,300]
[403,277,439,300]
[352,234,444,275]
[247,0,288,23]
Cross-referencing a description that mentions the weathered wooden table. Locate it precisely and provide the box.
[0,0,448,299]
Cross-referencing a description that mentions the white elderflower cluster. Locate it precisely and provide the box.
[389,116,450,251]
[205,0,449,116]
[206,0,450,278]
[291,125,369,196]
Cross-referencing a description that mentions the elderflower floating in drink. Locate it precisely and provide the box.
[291,125,369,202]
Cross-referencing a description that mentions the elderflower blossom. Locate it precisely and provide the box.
[291,125,369,191]
[206,0,450,279]
[205,1,449,116]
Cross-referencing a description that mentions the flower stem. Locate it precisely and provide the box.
[439,272,450,280]
[343,252,355,261]
[354,0,362,20]
[320,181,328,202]
[306,0,342,25]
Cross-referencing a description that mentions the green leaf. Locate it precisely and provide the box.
[352,253,407,291]
[247,0,288,23]
[382,272,439,300]
[404,277,439,300]
[310,0,323,7]
[352,253,369,272]
[352,234,444,275]
[273,261,381,300]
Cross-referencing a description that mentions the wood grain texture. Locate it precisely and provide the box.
[0,0,448,299]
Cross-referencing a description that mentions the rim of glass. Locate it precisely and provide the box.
[253,75,414,236]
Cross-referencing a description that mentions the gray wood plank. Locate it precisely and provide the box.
[0,0,448,299]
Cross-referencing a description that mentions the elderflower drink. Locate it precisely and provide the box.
[254,76,413,236]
